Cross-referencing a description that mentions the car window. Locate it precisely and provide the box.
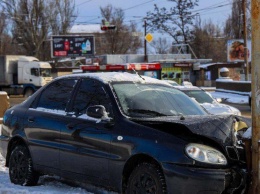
[183,90,214,104]
[112,83,207,117]
[71,79,113,117]
[36,79,78,112]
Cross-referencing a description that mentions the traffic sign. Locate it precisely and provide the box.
[145,33,153,43]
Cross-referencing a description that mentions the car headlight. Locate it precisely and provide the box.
[185,143,227,165]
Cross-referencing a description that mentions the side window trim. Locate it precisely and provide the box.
[30,78,79,112]
[68,78,113,118]
[65,78,83,112]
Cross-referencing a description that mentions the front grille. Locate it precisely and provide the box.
[226,146,239,160]
[236,147,246,163]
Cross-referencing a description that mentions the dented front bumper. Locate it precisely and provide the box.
[162,163,248,194]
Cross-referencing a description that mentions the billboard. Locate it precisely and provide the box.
[51,35,95,58]
[227,39,251,62]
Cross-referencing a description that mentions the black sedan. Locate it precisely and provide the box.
[0,72,251,194]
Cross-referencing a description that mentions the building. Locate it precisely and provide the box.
[197,62,250,87]
[83,54,211,85]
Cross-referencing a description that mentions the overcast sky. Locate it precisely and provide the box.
[74,0,232,28]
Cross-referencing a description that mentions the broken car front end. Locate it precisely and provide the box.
[131,115,251,194]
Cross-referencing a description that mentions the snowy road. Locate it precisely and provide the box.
[0,154,116,194]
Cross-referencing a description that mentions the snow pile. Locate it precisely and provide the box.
[211,91,248,104]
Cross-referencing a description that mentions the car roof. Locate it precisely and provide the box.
[173,85,202,91]
[163,80,178,83]
[55,72,172,86]
[162,80,179,85]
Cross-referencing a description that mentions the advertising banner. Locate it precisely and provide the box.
[227,39,251,62]
[51,35,95,58]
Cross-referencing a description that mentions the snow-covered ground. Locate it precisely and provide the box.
[0,153,116,194]
[0,91,249,193]
[211,90,249,104]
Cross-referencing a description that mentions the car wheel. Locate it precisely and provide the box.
[126,163,167,194]
[9,145,39,186]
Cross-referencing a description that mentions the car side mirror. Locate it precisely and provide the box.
[86,105,110,120]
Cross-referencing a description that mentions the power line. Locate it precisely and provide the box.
[74,1,232,25]
[76,0,94,7]
[123,0,156,11]
[75,0,159,24]
[193,2,232,14]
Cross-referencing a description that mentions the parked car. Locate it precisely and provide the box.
[174,85,242,116]
[0,72,250,194]
[182,81,193,86]
[162,79,179,86]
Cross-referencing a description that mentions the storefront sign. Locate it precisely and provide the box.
[174,63,192,67]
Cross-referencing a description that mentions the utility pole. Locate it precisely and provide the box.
[249,0,260,193]
[242,0,249,81]
[144,20,147,62]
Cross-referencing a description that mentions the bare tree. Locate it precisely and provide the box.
[150,37,171,54]
[1,0,76,60]
[223,0,251,39]
[0,9,15,55]
[99,4,142,54]
[146,0,199,51]
[191,19,226,62]
[47,0,76,35]
[224,1,242,39]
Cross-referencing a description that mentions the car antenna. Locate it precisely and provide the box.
[131,67,145,80]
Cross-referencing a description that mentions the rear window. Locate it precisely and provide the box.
[183,90,214,104]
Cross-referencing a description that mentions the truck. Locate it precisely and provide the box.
[0,55,53,97]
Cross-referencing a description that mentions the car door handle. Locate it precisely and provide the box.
[28,117,34,122]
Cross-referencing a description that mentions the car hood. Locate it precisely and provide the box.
[200,102,241,115]
[130,114,251,146]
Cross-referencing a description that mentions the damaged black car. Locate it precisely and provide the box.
[0,72,251,194]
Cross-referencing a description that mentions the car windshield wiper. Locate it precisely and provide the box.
[128,109,168,116]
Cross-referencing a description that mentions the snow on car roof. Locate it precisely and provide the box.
[173,85,201,90]
[56,72,172,85]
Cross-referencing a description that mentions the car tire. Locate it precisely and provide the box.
[9,145,39,186]
[126,163,167,194]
